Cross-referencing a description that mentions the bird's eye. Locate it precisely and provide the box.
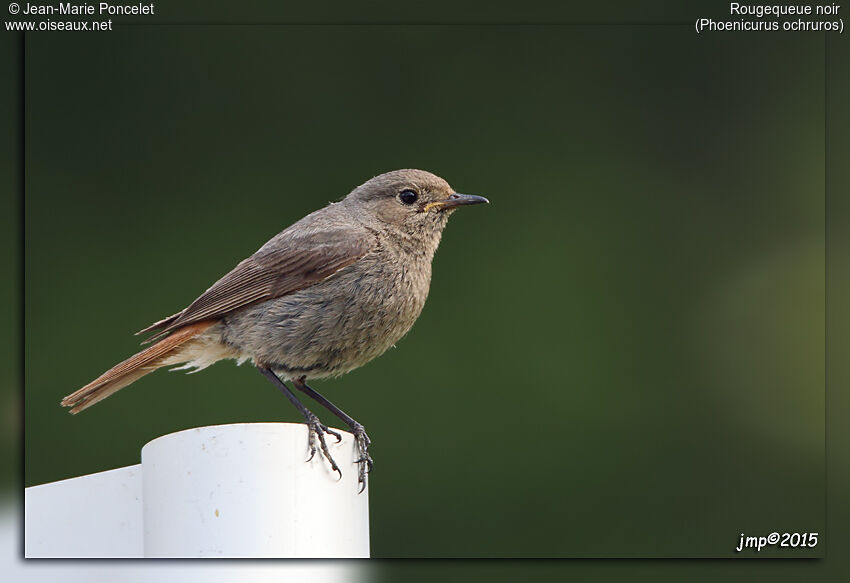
[398,189,418,205]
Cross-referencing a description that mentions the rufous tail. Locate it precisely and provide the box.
[61,321,215,414]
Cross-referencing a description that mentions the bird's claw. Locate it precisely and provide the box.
[304,413,341,478]
[350,423,373,493]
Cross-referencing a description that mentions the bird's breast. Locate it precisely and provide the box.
[221,251,433,379]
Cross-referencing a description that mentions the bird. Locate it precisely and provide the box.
[61,169,489,491]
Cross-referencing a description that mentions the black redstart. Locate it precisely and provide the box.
[62,169,488,490]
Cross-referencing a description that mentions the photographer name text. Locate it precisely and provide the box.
[18,2,154,16]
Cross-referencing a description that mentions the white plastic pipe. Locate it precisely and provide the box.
[25,465,144,558]
[141,422,369,558]
[25,422,370,558]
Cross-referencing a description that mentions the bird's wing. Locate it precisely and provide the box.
[137,225,378,342]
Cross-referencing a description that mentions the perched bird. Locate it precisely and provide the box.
[62,169,488,491]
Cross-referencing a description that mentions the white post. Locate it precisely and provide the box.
[25,465,144,558]
[25,422,370,558]
[141,423,369,558]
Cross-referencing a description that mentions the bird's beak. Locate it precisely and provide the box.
[422,193,490,213]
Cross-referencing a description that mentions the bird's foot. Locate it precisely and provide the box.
[350,422,373,493]
[304,412,342,479]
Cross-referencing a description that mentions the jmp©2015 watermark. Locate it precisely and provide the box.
[735,532,818,552]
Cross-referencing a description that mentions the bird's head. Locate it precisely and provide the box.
[343,169,488,240]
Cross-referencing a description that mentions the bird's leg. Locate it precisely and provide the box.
[292,376,372,493]
[256,367,342,479]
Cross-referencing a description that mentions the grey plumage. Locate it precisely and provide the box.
[62,168,488,488]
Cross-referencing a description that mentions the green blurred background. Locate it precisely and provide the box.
[20,22,825,558]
